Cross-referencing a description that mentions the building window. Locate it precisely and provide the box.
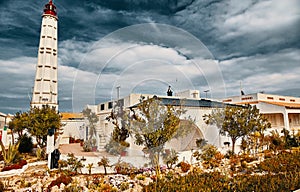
[290,99,296,102]
[279,98,285,101]
[101,104,105,110]
[267,97,274,100]
[222,99,232,102]
[108,102,113,109]
[242,96,253,100]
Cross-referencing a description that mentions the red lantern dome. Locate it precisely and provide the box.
[43,0,57,16]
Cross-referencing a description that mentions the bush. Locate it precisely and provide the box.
[2,159,27,172]
[18,134,33,153]
[0,180,4,191]
[178,161,191,173]
[258,150,300,173]
[47,174,72,190]
[120,182,130,191]
[143,171,300,192]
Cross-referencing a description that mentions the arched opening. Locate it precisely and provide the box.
[166,120,204,151]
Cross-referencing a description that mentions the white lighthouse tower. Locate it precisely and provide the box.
[31,0,58,110]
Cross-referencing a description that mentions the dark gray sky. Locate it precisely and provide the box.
[0,0,299,114]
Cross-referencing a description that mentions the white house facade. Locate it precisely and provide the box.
[86,90,232,154]
[222,93,300,134]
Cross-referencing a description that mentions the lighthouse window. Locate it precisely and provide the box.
[54,27,56,29]
[42,36,45,38]
[46,47,51,50]
[46,51,51,54]
[53,53,56,56]
[53,38,57,40]
[48,25,52,27]
[53,49,56,52]
[47,36,52,38]
[43,25,46,27]
[40,51,44,54]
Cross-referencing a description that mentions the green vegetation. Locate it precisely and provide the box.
[8,105,62,148]
[162,149,179,169]
[0,141,21,166]
[143,150,300,191]
[82,108,99,151]
[18,134,33,153]
[129,97,184,175]
[204,105,271,153]
[97,156,110,175]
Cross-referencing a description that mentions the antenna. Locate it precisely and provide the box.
[240,81,245,95]
[27,87,33,102]
[116,86,121,100]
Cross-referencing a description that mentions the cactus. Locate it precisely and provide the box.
[0,140,21,166]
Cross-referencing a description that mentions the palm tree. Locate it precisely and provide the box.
[98,156,110,175]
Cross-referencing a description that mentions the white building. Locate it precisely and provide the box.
[222,92,300,133]
[0,112,13,147]
[87,90,232,154]
[60,113,86,144]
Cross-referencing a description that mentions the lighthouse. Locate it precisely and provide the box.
[31,0,59,169]
[31,0,58,110]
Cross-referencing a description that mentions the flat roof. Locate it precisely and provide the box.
[130,97,237,108]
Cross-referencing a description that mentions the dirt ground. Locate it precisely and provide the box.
[59,143,98,157]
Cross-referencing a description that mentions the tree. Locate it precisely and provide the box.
[203,105,271,153]
[27,106,62,148]
[162,149,179,169]
[130,97,184,175]
[9,111,30,142]
[105,101,130,154]
[98,156,110,175]
[82,108,99,141]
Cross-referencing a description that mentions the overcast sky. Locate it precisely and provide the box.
[0,0,299,114]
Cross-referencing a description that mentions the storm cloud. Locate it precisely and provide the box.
[0,0,299,113]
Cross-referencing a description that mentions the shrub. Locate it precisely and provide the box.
[2,160,27,172]
[143,171,300,192]
[1,142,21,166]
[114,160,137,175]
[47,174,72,190]
[162,149,178,169]
[178,161,191,173]
[136,174,146,181]
[120,182,130,191]
[18,134,33,153]
[258,150,300,173]
[65,153,85,174]
[36,147,46,160]
[0,180,4,192]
